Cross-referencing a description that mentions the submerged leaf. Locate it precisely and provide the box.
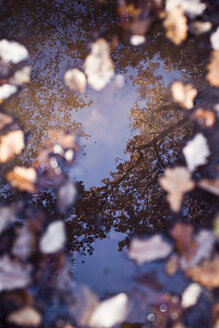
[6,166,37,193]
[163,7,188,45]
[0,130,24,162]
[159,167,195,212]
[83,38,115,91]
[128,235,173,265]
[39,220,66,254]
[88,293,130,328]
[8,307,42,327]
[0,255,31,291]
[57,180,77,213]
[170,81,197,109]
[183,133,210,172]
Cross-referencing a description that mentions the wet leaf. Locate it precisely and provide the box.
[130,35,146,46]
[166,0,206,18]
[198,178,219,196]
[57,180,77,213]
[83,38,115,91]
[128,235,173,265]
[165,254,179,276]
[192,108,215,128]
[170,223,197,262]
[10,66,31,86]
[0,83,17,101]
[207,51,219,88]
[39,220,66,254]
[159,167,195,212]
[186,254,219,289]
[0,255,32,291]
[0,204,17,234]
[181,283,202,308]
[170,81,197,109]
[88,293,130,328]
[12,224,36,261]
[190,21,212,35]
[0,39,29,64]
[8,306,42,326]
[183,133,210,172]
[211,27,219,50]
[163,7,188,45]
[64,68,86,92]
[0,112,13,130]
[6,166,37,193]
[0,130,24,162]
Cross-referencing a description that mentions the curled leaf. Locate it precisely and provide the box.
[159,167,195,212]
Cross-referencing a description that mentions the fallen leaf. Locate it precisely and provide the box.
[57,180,77,213]
[0,130,24,162]
[88,293,130,328]
[64,68,86,92]
[192,108,215,128]
[163,7,188,45]
[130,35,146,46]
[190,21,212,35]
[0,204,17,234]
[6,166,37,193]
[198,178,219,196]
[186,254,219,289]
[166,0,206,18]
[211,27,219,50]
[0,255,32,291]
[165,254,179,276]
[0,83,17,101]
[83,38,115,91]
[128,235,173,265]
[10,66,31,86]
[12,223,36,261]
[207,50,219,88]
[183,133,210,172]
[8,307,42,326]
[159,167,195,212]
[0,112,13,130]
[39,220,66,254]
[0,39,29,64]
[181,283,202,308]
[170,81,197,109]
[170,223,197,262]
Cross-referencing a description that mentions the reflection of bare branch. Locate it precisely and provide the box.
[154,143,165,168]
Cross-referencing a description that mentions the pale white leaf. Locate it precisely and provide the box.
[181,283,202,308]
[166,0,206,18]
[10,66,31,85]
[211,27,219,50]
[183,133,210,172]
[0,39,29,64]
[128,235,173,265]
[0,84,17,100]
[64,68,86,92]
[88,293,130,328]
[130,35,146,46]
[40,220,66,254]
[8,307,42,327]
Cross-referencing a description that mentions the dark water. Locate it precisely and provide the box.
[0,0,214,300]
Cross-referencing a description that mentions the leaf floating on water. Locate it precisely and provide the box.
[192,108,215,128]
[88,293,130,328]
[165,254,179,276]
[0,255,32,291]
[39,220,66,254]
[0,84,17,101]
[198,178,219,197]
[181,283,202,308]
[130,35,146,46]
[170,81,197,109]
[0,130,24,162]
[83,38,115,91]
[64,68,86,93]
[166,0,206,18]
[0,39,29,64]
[186,255,219,289]
[170,223,198,262]
[128,235,173,265]
[0,204,17,234]
[10,66,31,86]
[207,50,219,88]
[8,306,42,327]
[58,180,77,213]
[12,224,35,261]
[183,133,210,172]
[6,166,37,193]
[0,112,13,130]
[211,27,219,50]
[163,7,188,45]
[159,167,195,212]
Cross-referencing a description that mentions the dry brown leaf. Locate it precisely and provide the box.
[170,81,197,109]
[206,50,219,87]
[159,167,195,212]
[186,254,219,289]
[192,108,215,128]
[170,223,198,261]
[0,130,24,162]
[6,166,37,193]
[198,178,219,197]
[163,7,188,45]
[8,306,42,326]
